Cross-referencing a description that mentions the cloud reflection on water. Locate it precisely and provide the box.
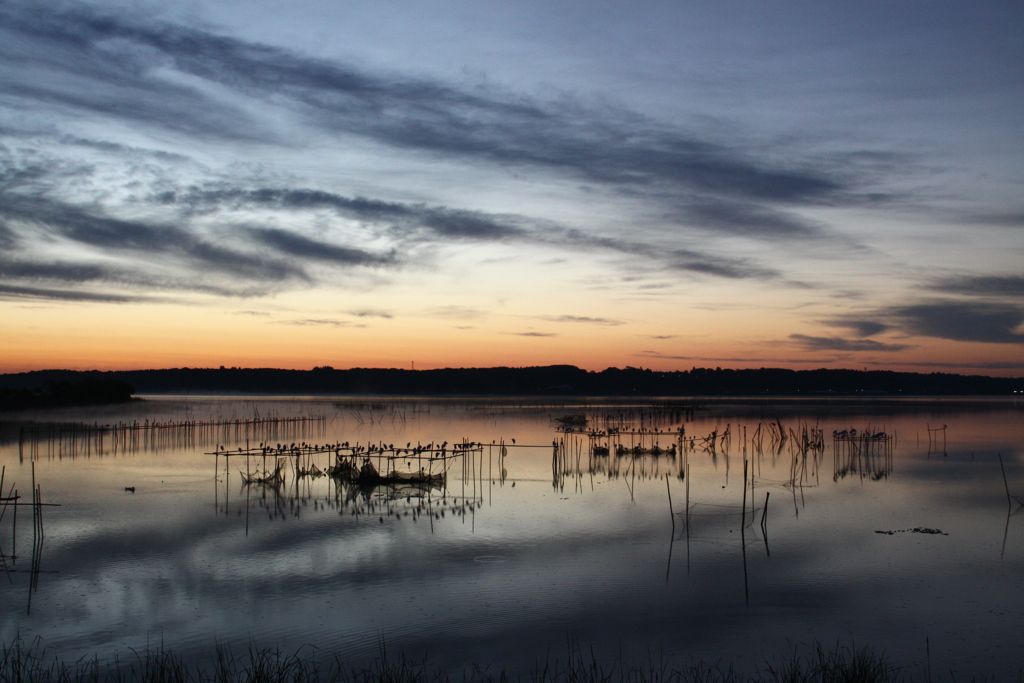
[1,398,1022,677]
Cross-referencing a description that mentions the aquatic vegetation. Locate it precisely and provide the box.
[1,637,1001,683]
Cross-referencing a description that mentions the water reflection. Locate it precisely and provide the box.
[0,461,53,616]
[0,398,1022,678]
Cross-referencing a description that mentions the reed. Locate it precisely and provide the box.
[1,637,1012,683]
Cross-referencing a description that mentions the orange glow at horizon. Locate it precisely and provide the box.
[3,298,1021,377]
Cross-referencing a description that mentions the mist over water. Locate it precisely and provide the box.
[1,397,1022,678]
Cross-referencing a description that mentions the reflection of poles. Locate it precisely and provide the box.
[999,454,1012,511]
[741,459,748,526]
[665,474,675,531]
[11,488,16,562]
[927,424,947,456]
[665,473,676,582]
[761,492,771,556]
[1002,508,1011,559]
[685,458,690,574]
[741,459,749,607]
[1000,453,1023,559]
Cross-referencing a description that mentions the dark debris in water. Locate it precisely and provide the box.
[875,527,948,535]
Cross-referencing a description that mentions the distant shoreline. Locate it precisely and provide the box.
[1,365,1021,398]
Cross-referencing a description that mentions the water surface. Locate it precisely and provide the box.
[1,397,1022,678]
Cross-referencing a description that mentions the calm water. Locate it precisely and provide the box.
[1,397,1022,678]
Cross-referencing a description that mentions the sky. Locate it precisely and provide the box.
[1,0,1022,374]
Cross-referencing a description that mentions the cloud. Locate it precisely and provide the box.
[0,2,859,212]
[426,305,485,320]
[0,283,151,303]
[181,188,528,241]
[817,301,1024,346]
[0,223,17,250]
[887,301,1024,344]
[678,199,821,238]
[0,1,855,308]
[538,315,624,326]
[0,257,111,283]
[970,212,1024,229]
[247,227,394,266]
[929,275,1024,299]
[646,335,679,340]
[0,0,934,315]
[788,334,911,352]
[666,249,780,280]
[507,331,556,337]
[0,193,305,283]
[0,184,413,298]
[553,231,780,280]
[58,135,191,162]
[273,318,364,327]
[348,309,393,319]
[820,319,891,337]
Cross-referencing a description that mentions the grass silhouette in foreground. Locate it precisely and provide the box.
[1,638,1019,683]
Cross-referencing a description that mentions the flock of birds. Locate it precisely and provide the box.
[218,439,486,457]
[832,428,890,441]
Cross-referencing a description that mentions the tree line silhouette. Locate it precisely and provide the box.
[1,365,1021,401]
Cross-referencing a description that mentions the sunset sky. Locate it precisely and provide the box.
[1,1,1022,374]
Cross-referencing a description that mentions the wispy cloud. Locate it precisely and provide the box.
[820,319,892,337]
[0,2,876,227]
[537,315,624,326]
[826,300,1024,345]
[348,309,394,319]
[928,275,1024,299]
[887,301,1024,344]
[247,227,394,266]
[0,283,154,303]
[273,318,364,327]
[788,334,911,353]
[967,212,1024,229]
[425,306,485,320]
[0,0,889,310]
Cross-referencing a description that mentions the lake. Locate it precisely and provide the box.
[1,397,1022,679]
